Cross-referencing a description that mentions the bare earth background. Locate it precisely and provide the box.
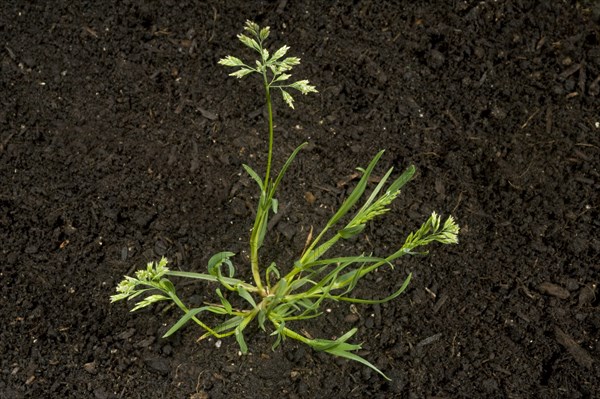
[1,1,599,398]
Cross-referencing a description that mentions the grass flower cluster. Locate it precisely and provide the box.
[111,21,459,380]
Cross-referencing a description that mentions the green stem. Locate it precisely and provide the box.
[271,320,311,345]
[263,76,274,186]
[250,213,265,294]
[167,291,221,337]
[248,72,275,296]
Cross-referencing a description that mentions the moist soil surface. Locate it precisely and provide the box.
[2,1,599,398]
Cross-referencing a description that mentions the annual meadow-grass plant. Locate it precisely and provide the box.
[111,21,459,380]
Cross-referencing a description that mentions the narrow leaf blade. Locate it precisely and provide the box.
[163,307,209,338]
[328,151,385,227]
[242,164,264,191]
[270,142,307,196]
[237,286,257,308]
[326,347,390,381]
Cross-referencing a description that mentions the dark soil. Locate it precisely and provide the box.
[2,1,599,398]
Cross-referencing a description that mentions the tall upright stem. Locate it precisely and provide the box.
[248,74,275,296]
[250,199,265,294]
[263,76,274,186]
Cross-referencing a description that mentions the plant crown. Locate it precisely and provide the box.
[111,20,459,380]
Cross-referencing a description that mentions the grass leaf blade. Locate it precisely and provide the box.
[328,150,384,227]
[242,164,265,191]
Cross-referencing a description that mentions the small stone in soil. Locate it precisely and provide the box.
[83,362,97,374]
[144,357,170,375]
[537,282,570,299]
[578,283,597,306]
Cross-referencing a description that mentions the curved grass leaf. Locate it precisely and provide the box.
[326,346,390,381]
[387,164,416,193]
[338,224,365,239]
[237,286,257,309]
[242,164,265,191]
[166,270,255,292]
[208,252,236,276]
[235,326,248,353]
[327,150,384,227]
[332,273,412,304]
[216,288,233,314]
[162,306,226,338]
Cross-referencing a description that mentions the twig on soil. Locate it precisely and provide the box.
[520,108,540,129]
[554,327,594,370]
[443,110,462,129]
[0,130,18,154]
